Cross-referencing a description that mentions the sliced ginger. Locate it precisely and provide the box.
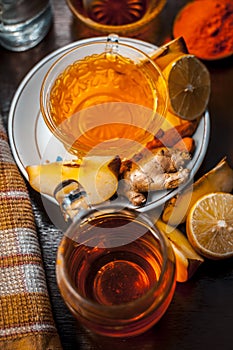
[156,219,204,282]
[151,36,188,70]
[26,156,120,205]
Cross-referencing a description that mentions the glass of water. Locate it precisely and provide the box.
[0,0,52,51]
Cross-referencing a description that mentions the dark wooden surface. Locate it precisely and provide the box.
[1,1,233,349]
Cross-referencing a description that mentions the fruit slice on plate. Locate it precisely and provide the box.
[163,54,211,121]
[162,158,233,226]
[186,192,233,260]
[26,156,120,205]
[156,219,204,282]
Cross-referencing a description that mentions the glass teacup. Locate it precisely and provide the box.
[40,35,168,159]
[55,181,176,337]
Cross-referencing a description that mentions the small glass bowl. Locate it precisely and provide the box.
[66,0,166,36]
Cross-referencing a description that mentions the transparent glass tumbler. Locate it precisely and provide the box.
[0,0,52,51]
[56,197,176,337]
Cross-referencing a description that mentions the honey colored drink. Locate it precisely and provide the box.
[41,43,168,157]
[66,219,163,305]
[56,208,176,337]
[83,0,148,26]
[66,0,166,36]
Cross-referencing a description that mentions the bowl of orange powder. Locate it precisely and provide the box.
[173,0,233,60]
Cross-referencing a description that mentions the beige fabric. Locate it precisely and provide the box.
[0,119,62,349]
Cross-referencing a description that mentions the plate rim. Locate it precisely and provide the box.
[8,36,210,212]
[8,36,158,179]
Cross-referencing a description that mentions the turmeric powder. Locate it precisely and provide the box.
[173,0,233,60]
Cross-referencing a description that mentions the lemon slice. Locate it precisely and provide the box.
[186,192,233,259]
[163,54,211,120]
[162,158,233,225]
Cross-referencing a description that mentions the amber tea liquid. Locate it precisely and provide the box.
[49,51,159,156]
[64,217,165,305]
[84,0,148,26]
[57,210,176,337]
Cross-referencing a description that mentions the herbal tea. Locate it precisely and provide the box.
[56,209,176,337]
[66,0,166,38]
[84,0,148,26]
[65,218,163,305]
[48,51,160,156]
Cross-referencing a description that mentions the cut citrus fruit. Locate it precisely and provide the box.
[186,192,233,260]
[162,157,233,226]
[163,54,211,120]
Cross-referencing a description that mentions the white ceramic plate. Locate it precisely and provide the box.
[8,37,210,212]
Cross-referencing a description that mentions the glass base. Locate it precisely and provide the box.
[0,4,52,52]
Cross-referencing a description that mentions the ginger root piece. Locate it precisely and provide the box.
[121,147,191,206]
[152,36,189,70]
[26,156,121,205]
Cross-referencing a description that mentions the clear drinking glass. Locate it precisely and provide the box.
[0,0,52,51]
[55,180,176,338]
[66,0,166,36]
[40,35,168,159]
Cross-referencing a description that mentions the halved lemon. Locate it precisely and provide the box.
[163,54,211,121]
[186,192,233,259]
